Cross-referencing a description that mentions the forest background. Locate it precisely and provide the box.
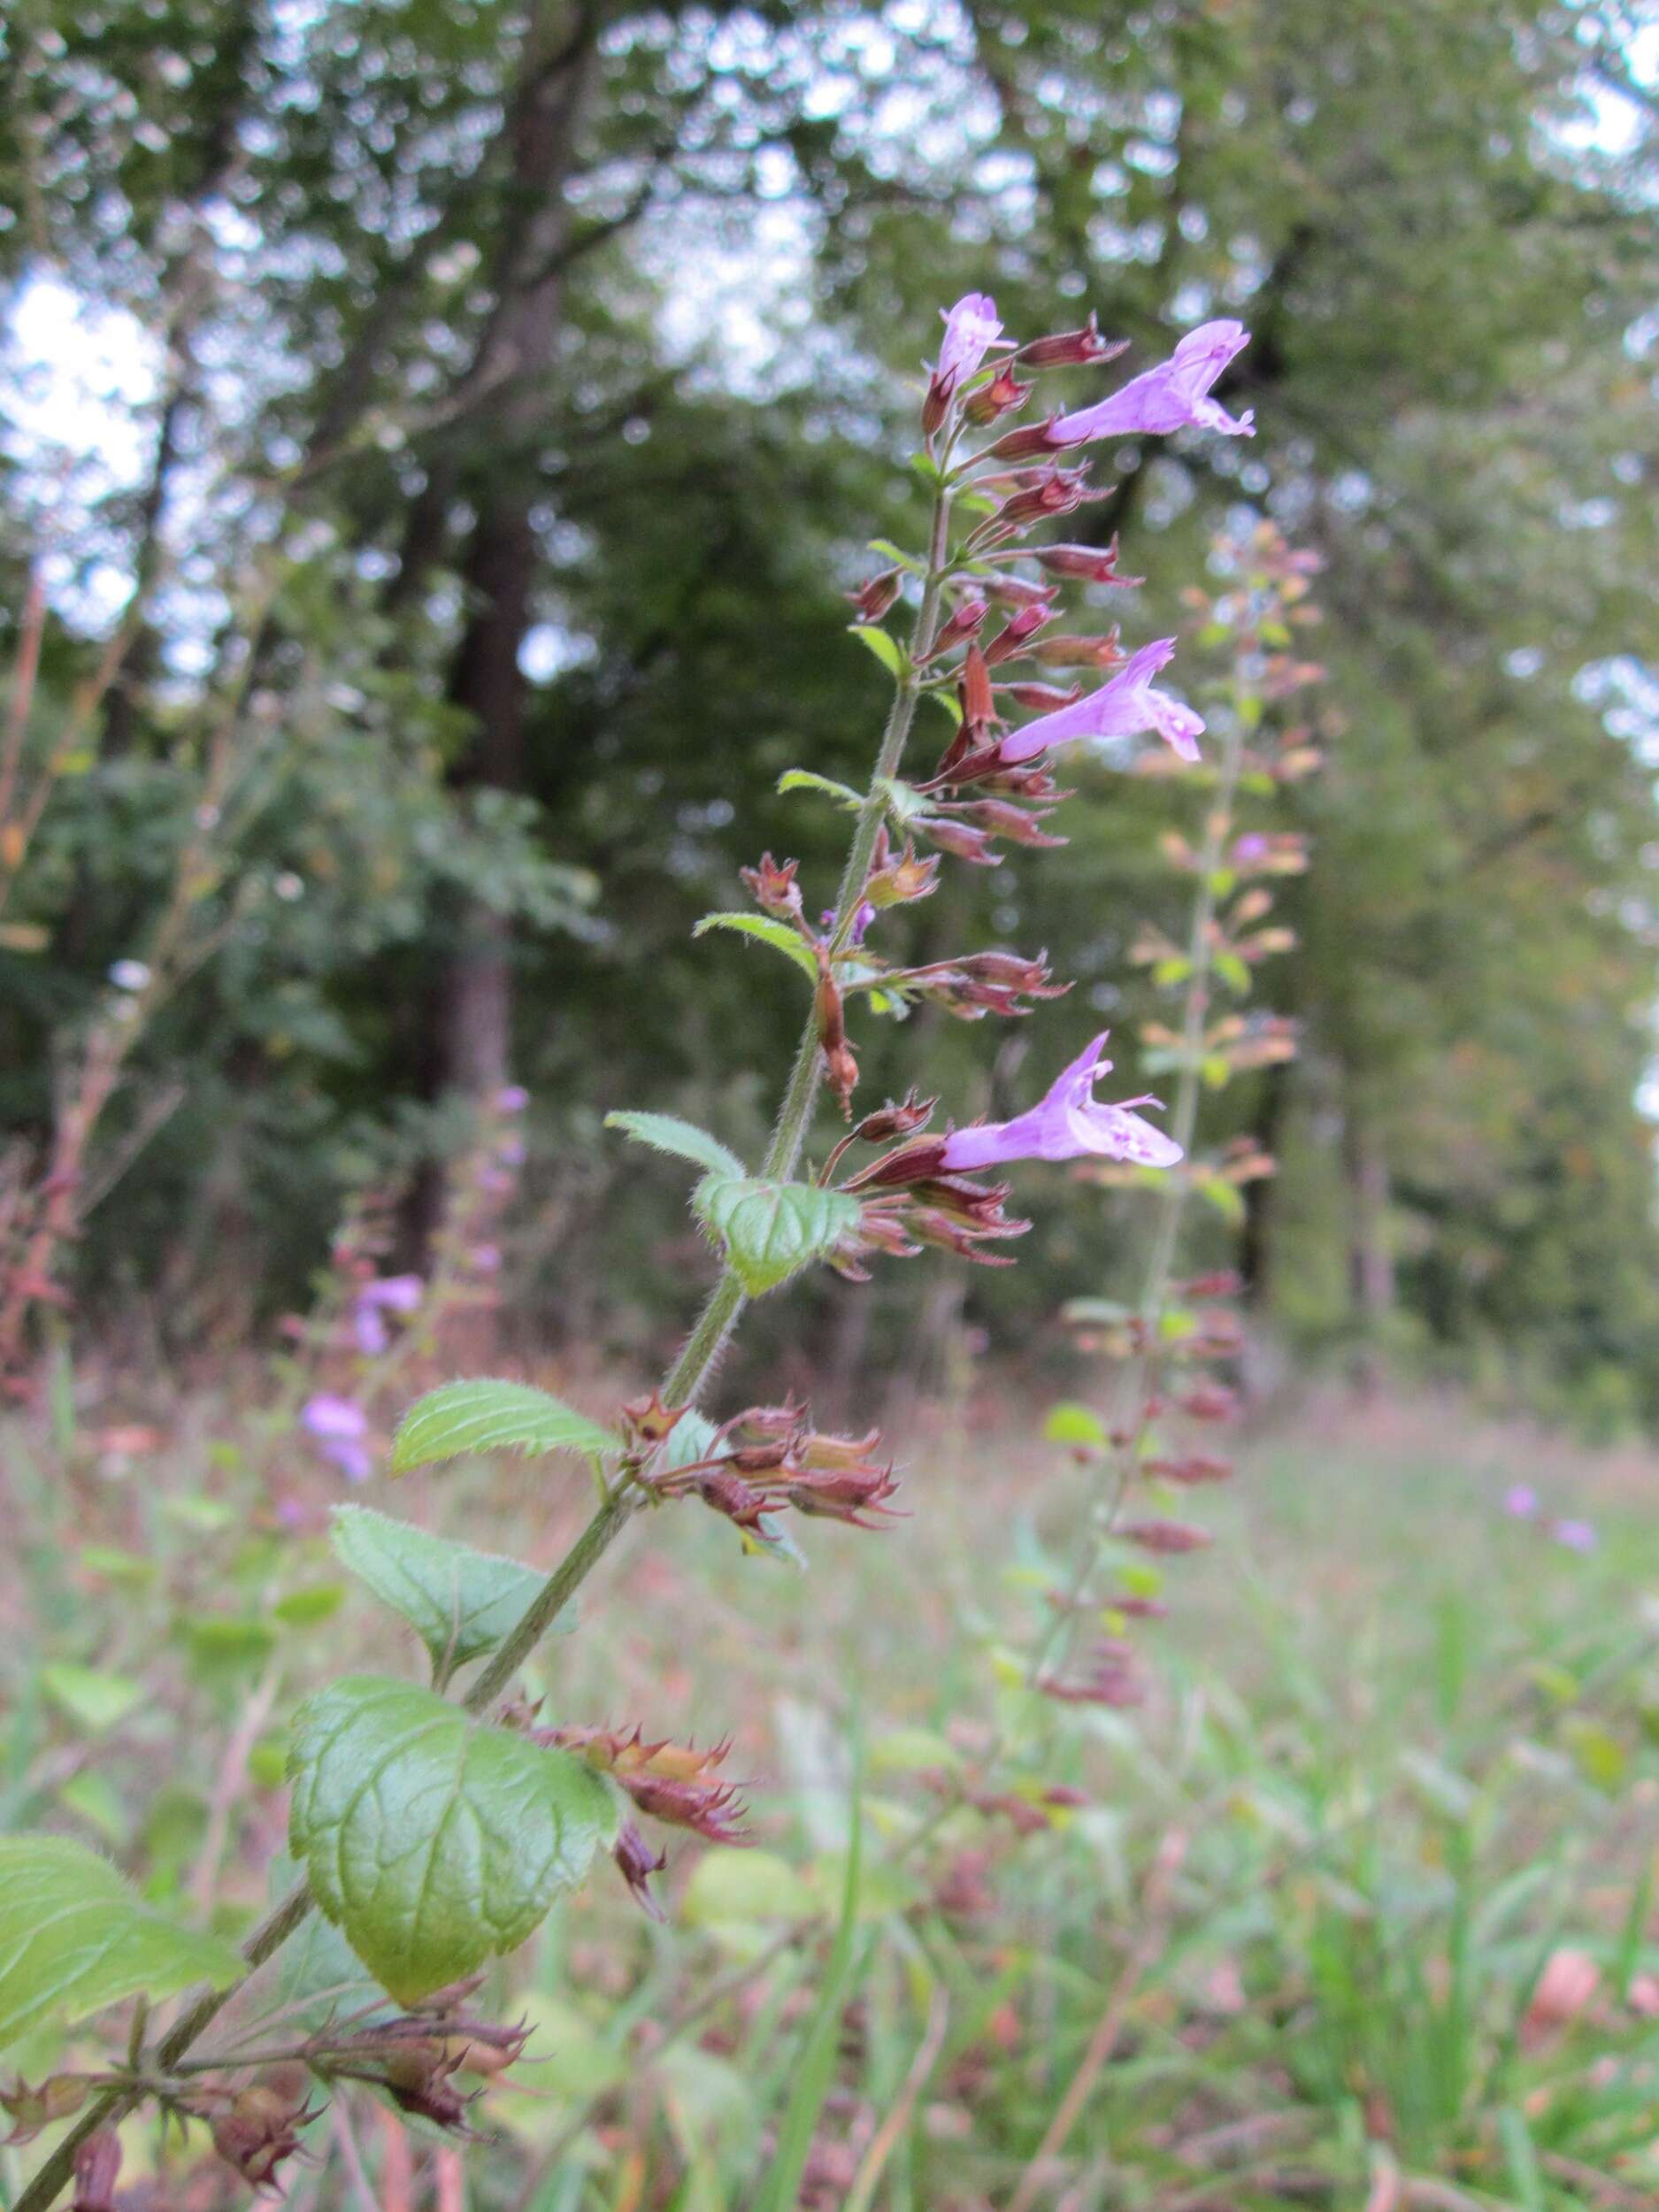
[4,0,1659,1432]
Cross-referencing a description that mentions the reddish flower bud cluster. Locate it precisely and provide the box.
[832,1100,1032,1275]
[1038,1639,1146,1708]
[632,1397,903,1538]
[211,2081,322,2185]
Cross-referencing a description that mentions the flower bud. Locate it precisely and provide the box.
[912,814,1001,865]
[981,604,1052,665]
[614,1816,669,1920]
[865,841,940,907]
[958,641,996,733]
[211,2085,315,2189]
[851,1093,936,1145]
[1122,1519,1212,1554]
[995,466,1096,530]
[815,958,857,1116]
[1033,538,1141,585]
[3,2075,90,2147]
[846,569,902,623]
[741,852,805,924]
[1142,1453,1234,1485]
[1014,314,1125,367]
[72,2129,122,2212]
[983,416,1064,462]
[929,597,988,655]
[1002,680,1082,710]
[1028,632,1124,668]
[964,365,1033,423]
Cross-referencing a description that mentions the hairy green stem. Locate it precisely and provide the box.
[10,479,956,2212]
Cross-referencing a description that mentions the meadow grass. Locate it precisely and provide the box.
[3,1381,1656,2210]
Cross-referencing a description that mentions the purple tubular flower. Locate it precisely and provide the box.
[350,1273,424,1355]
[1052,320,1254,446]
[1002,639,1204,764]
[1550,1518,1597,1554]
[301,1392,373,1482]
[935,293,1003,389]
[941,1032,1183,1173]
[821,899,877,946]
[495,1084,530,1112]
[302,1392,367,1441]
[1503,1484,1539,1520]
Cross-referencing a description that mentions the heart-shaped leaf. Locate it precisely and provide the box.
[330,1505,572,1671]
[288,1677,617,2003]
[0,1836,244,2052]
[692,1176,861,1296]
[603,1110,746,1180]
[391,1380,618,1477]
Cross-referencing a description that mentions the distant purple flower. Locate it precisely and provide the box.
[941,1032,1183,1174]
[495,1084,530,1113]
[1052,320,1254,446]
[349,1273,423,1356]
[301,1393,373,1482]
[822,900,876,947]
[1232,833,1271,866]
[496,1133,527,1167]
[1550,1518,1597,1554]
[935,292,1004,390]
[1002,639,1204,765]
[471,1242,502,1274]
[1503,1484,1539,1520]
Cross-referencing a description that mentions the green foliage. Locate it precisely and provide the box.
[286,1676,617,2003]
[690,912,819,981]
[0,1837,243,2051]
[751,1778,864,2212]
[329,1504,567,1673]
[390,1380,618,1477]
[603,1110,748,1180]
[691,1176,861,1296]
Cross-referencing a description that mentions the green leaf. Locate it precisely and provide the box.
[691,911,818,981]
[876,777,925,823]
[41,1664,142,1734]
[181,1616,278,1669]
[777,768,863,810]
[869,1727,963,1775]
[682,1848,817,1929]
[658,1410,724,1473]
[57,1771,129,1847]
[0,1836,244,2051]
[288,1677,617,2004]
[273,1582,347,1628]
[391,1379,618,1477]
[1043,1402,1109,1448]
[1214,951,1252,995]
[865,538,926,578]
[330,1504,570,1671]
[603,1110,746,1181]
[78,1547,157,1586]
[692,1176,861,1296]
[849,624,905,678]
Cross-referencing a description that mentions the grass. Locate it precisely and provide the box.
[3,1375,1658,2209]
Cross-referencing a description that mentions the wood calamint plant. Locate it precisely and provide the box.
[0,295,1256,2208]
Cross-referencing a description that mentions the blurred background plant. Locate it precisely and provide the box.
[2,0,1657,1423]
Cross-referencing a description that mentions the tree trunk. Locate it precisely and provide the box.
[1345,1112,1394,1389]
[423,2,602,1109]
